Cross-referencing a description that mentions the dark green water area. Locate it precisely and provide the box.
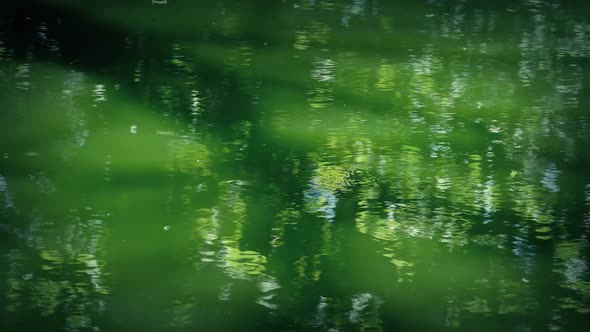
[1,1,590,331]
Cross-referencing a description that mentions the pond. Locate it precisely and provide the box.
[1,0,590,331]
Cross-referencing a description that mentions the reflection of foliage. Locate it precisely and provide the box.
[31,279,64,316]
[496,280,535,315]
[294,22,331,51]
[218,246,267,280]
[222,121,251,162]
[311,165,354,193]
[554,240,590,314]
[470,234,507,249]
[167,136,211,175]
[375,60,396,91]
[304,163,361,221]
[5,249,24,313]
[464,297,490,314]
[2,1,590,331]
[348,293,384,330]
[398,145,425,200]
[170,299,194,328]
[40,250,64,270]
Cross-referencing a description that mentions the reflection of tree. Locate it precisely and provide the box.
[2,0,590,331]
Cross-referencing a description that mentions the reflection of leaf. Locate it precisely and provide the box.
[76,253,95,262]
[40,250,64,264]
[536,235,552,240]
[390,259,412,268]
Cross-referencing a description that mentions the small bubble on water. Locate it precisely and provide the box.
[22,273,33,280]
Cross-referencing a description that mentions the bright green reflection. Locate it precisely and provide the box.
[1,1,590,331]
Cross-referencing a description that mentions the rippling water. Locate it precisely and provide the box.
[1,1,590,331]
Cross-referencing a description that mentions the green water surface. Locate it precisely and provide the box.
[1,0,590,331]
